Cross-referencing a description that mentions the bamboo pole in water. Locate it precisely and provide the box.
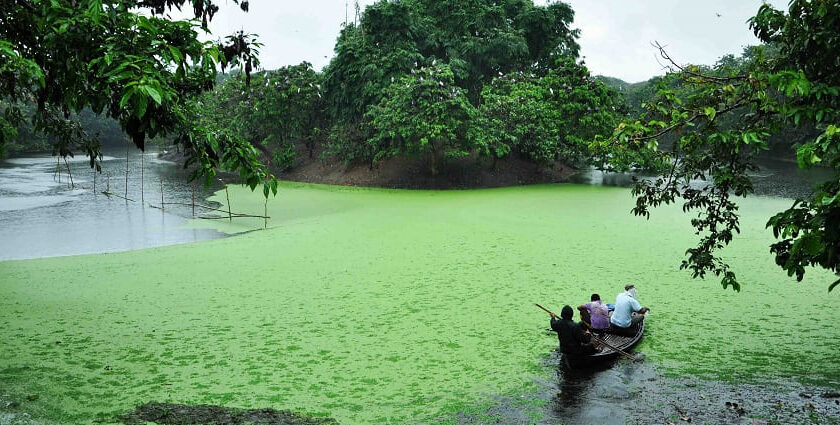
[124,143,129,200]
[63,157,74,189]
[225,185,232,222]
[140,151,144,204]
[93,168,96,197]
[160,201,268,218]
[160,178,164,210]
[191,182,195,217]
[55,157,61,183]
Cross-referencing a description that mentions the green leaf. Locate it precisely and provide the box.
[796,144,821,168]
[87,0,102,24]
[143,86,162,105]
[119,90,133,109]
[704,107,716,121]
[135,94,148,118]
[167,46,183,63]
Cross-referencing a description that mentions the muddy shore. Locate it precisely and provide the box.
[455,350,840,425]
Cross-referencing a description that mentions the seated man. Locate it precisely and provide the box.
[577,293,610,333]
[550,305,598,356]
[610,284,650,336]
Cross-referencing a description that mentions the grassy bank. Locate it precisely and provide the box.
[1,182,838,423]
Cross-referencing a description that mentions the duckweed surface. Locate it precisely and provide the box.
[1,182,839,423]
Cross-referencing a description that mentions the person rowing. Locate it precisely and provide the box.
[550,305,599,356]
[536,303,637,363]
[609,284,649,336]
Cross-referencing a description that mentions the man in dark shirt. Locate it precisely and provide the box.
[550,305,598,356]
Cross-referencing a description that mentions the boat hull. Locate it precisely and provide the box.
[563,320,645,369]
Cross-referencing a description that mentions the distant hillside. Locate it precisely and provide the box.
[594,75,660,113]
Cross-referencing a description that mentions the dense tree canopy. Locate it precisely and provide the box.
[595,0,840,291]
[195,64,323,172]
[366,64,478,175]
[323,0,579,122]
[0,0,275,194]
[479,58,620,168]
[197,0,617,175]
[314,0,619,171]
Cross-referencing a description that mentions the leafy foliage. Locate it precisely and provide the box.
[321,0,583,165]
[191,0,619,175]
[0,0,275,195]
[195,64,323,173]
[594,0,840,291]
[366,64,478,174]
[479,59,619,168]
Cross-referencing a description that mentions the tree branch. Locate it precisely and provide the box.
[652,41,746,83]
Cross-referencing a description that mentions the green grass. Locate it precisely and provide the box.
[1,182,839,423]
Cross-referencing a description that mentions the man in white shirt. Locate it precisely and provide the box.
[610,284,650,336]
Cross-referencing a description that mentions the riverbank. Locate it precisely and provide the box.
[2,182,838,424]
[160,148,577,190]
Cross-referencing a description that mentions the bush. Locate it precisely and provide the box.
[272,142,297,172]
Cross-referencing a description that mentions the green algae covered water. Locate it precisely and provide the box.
[1,182,839,424]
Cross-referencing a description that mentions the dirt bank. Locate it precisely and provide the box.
[159,146,576,189]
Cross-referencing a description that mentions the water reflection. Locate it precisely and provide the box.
[0,150,225,261]
[547,355,656,425]
[570,156,838,199]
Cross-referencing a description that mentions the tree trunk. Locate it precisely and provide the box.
[429,150,439,176]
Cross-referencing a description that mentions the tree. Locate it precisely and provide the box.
[365,64,478,175]
[321,0,580,163]
[478,59,620,169]
[593,0,840,291]
[0,0,276,195]
[196,63,323,171]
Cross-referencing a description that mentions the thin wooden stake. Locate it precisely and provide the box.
[191,182,196,217]
[140,150,145,204]
[63,157,74,188]
[93,168,96,197]
[225,185,232,222]
[160,178,164,211]
[159,201,268,218]
[124,143,129,201]
[56,157,61,183]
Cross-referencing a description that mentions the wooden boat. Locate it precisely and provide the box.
[563,319,645,369]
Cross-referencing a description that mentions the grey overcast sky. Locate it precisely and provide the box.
[192,0,787,83]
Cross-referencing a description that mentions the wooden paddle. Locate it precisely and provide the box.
[535,303,637,361]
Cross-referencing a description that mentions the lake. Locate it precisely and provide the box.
[1,157,838,424]
[0,150,224,261]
